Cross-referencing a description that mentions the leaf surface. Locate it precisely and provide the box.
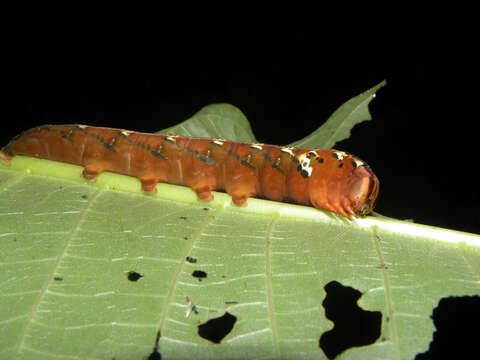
[1,89,479,360]
[156,103,257,142]
[288,80,386,149]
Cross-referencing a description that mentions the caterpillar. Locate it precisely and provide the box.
[0,125,379,218]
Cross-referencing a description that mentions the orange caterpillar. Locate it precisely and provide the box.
[0,125,379,217]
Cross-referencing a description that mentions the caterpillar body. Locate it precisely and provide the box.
[0,125,379,218]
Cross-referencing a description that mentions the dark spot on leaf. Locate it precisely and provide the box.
[53,276,63,281]
[319,281,382,359]
[183,236,188,240]
[192,270,207,281]
[225,301,238,305]
[186,256,197,263]
[198,312,237,344]
[147,330,162,360]
[415,296,480,359]
[179,216,187,220]
[203,207,209,211]
[127,271,143,282]
[81,194,88,199]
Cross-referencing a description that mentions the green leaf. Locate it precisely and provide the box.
[2,86,480,360]
[156,103,257,142]
[1,157,479,360]
[288,80,386,149]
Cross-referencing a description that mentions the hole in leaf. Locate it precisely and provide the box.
[147,330,162,360]
[319,280,382,359]
[179,216,187,220]
[198,312,237,344]
[415,295,480,359]
[192,270,207,281]
[127,271,143,282]
[53,276,63,281]
[81,194,88,199]
[186,256,197,263]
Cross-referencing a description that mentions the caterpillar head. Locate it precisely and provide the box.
[347,165,380,217]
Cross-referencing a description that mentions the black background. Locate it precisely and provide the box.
[3,2,478,234]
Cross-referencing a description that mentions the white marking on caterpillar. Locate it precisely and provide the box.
[354,159,364,168]
[280,148,294,156]
[121,131,132,137]
[333,151,348,161]
[297,153,313,177]
[212,140,224,146]
[250,144,263,150]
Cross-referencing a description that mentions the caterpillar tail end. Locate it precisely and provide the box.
[0,150,13,165]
